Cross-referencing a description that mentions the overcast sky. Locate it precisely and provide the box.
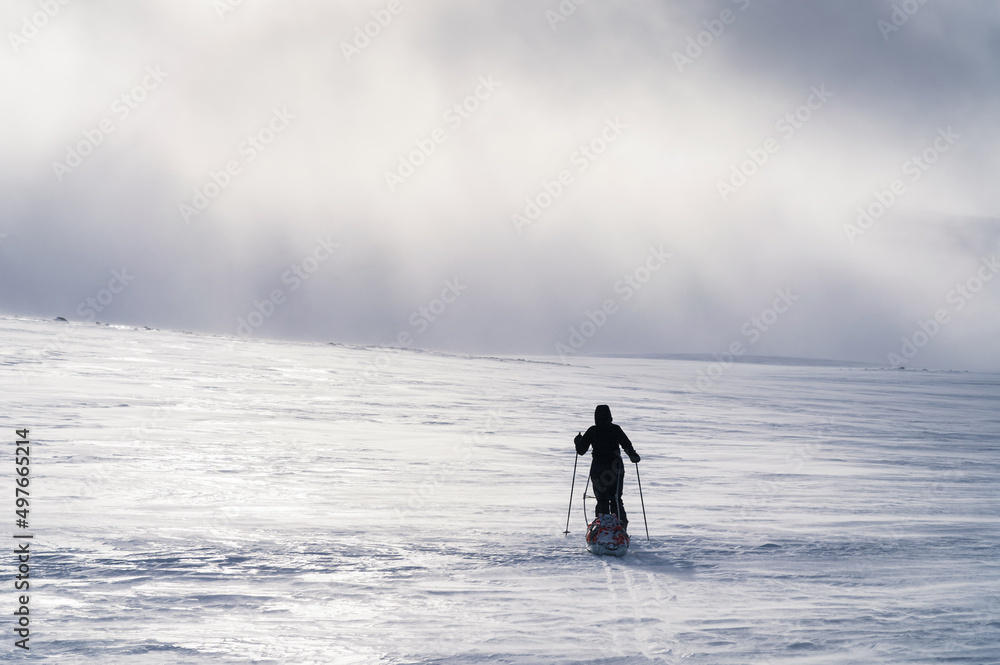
[2,0,999,370]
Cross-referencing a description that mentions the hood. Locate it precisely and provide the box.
[595,404,613,424]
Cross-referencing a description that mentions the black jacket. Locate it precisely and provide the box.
[575,405,638,468]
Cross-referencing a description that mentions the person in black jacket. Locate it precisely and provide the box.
[575,404,640,529]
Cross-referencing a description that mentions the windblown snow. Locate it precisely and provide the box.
[2,316,998,664]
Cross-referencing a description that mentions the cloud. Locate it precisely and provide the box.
[1,0,998,370]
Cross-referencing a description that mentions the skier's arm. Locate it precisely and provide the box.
[618,427,640,463]
[575,431,589,455]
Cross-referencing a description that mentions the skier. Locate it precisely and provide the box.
[575,405,640,530]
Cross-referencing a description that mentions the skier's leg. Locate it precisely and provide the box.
[590,469,603,516]
[593,467,613,516]
[615,463,628,528]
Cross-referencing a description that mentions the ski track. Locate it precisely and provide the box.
[1,316,999,663]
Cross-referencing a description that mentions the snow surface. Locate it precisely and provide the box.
[3,316,999,664]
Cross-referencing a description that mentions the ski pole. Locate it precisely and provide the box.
[634,461,650,541]
[581,473,591,529]
[564,451,579,535]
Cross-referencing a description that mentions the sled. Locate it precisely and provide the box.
[585,513,629,557]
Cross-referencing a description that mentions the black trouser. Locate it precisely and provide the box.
[591,456,627,525]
